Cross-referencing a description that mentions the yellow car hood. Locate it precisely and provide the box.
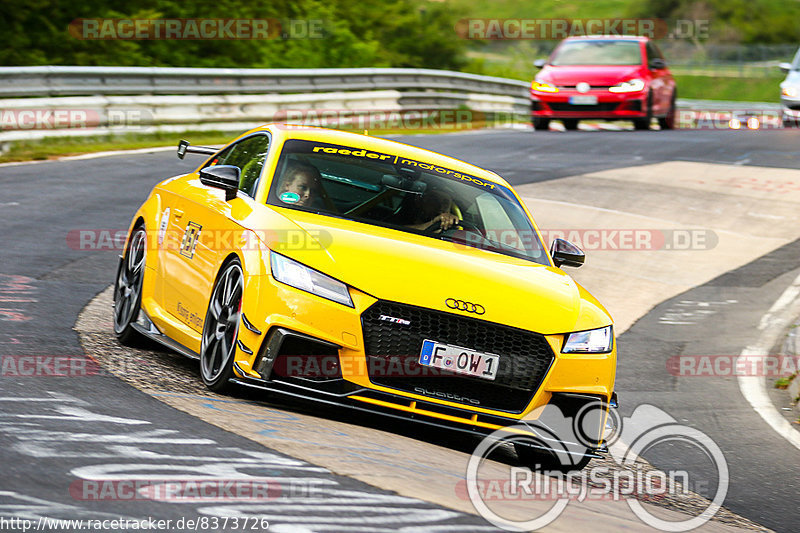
[269,210,611,334]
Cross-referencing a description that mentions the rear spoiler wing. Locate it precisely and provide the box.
[177,139,218,159]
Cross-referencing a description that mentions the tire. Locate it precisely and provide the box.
[562,119,579,130]
[532,117,551,131]
[514,443,593,474]
[200,258,244,393]
[784,115,798,128]
[113,225,147,346]
[633,91,653,130]
[658,90,676,130]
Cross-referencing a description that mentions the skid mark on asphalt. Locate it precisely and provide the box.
[0,273,37,322]
[0,391,495,532]
[658,300,739,326]
[75,289,770,532]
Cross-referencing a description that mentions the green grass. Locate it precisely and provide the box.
[672,74,783,102]
[775,373,797,389]
[450,0,636,20]
[0,117,525,164]
[463,45,786,103]
[0,131,236,164]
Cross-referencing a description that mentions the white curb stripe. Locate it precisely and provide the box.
[738,270,800,451]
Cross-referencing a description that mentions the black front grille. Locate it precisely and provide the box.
[788,103,800,110]
[361,301,554,412]
[547,102,620,112]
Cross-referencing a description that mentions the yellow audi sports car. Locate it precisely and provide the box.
[113,125,617,470]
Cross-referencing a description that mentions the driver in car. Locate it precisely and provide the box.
[406,189,460,231]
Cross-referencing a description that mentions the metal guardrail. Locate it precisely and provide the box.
[0,67,532,145]
[0,66,530,98]
[0,66,784,146]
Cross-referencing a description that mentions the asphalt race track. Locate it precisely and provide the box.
[1,127,800,532]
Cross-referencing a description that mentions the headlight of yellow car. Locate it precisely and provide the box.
[783,86,798,97]
[270,251,353,307]
[531,80,559,93]
[609,79,645,93]
[562,325,613,353]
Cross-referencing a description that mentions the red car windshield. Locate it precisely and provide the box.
[550,40,642,66]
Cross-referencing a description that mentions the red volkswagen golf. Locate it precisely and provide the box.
[530,35,676,131]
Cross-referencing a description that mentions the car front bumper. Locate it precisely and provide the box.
[231,281,617,452]
[781,96,800,119]
[531,89,648,119]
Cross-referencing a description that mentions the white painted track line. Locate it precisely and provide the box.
[738,270,800,451]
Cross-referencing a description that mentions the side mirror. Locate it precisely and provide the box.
[533,59,547,69]
[550,238,585,268]
[649,58,667,70]
[779,62,793,74]
[199,165,240,201]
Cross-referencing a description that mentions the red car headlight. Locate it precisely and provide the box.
[608,79,645,93]
[531,80,559,93]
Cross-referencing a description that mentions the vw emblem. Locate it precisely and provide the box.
[446,298,485,315]
[576,82,591,93]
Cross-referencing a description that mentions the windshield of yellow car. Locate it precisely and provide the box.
[267,139,548,265]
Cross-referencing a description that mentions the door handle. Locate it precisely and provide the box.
[173,209,184,219]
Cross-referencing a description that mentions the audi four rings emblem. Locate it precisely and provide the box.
[446,298,485,315]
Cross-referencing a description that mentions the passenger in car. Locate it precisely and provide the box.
[276,161,322,207]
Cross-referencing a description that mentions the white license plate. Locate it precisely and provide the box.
[419,339,499,380]
[569,95,598,105]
